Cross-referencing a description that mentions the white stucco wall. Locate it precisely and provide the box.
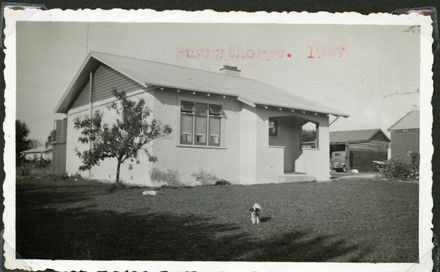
[151,90,242,185]
[65,87,331,185]
[66,89,156,185]
[294,115,330,181]
[239,104,257,184]
[256,108,330,182]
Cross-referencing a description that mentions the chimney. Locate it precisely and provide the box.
[220,65,241,77]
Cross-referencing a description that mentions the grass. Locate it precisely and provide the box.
[16,176,418,262]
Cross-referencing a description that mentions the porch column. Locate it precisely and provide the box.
[239,105,257,184]
[316,117,330,180]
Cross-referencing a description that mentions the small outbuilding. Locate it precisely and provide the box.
[21,146,53,161]
[330,129,390,172]
[388,110,419,162]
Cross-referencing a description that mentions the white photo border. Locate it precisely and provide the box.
[3,9,434,272]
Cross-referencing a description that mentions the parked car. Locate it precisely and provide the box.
[331,151,346,172]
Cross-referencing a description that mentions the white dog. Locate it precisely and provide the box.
[250,203,262,224]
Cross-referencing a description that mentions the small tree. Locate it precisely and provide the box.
[73,90,172,183]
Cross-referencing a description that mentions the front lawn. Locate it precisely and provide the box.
[16,177,418,262]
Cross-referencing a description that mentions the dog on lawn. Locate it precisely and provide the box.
[250,203,262,224]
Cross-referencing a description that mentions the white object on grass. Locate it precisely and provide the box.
[142,190,157,196]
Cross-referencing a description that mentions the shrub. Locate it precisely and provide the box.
[382,153,419,180]
[70,173,84,181]
[214,179,231,186]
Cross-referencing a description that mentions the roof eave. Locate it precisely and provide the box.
[54,52,149,114]
[54,53,98,114]
[255,103,349,117]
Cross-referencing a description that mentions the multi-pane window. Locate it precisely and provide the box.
[180,101,222,146]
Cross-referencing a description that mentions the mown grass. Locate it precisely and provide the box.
[16,176,418,262]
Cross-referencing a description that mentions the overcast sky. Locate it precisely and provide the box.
[16,22,420,143]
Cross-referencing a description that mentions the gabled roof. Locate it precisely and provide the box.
[388,110,420,131]
[330,129,390,144]
[55,52,348,117]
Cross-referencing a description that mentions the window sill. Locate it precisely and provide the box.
[177,144,226,149]
[302,147,320,151]
[177,144,226,150]
[268,145,285,149]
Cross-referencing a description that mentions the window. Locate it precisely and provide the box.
[301,121,318,149]
[268,119,278,136]
[180,101,222,146]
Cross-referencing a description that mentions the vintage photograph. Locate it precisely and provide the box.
[5,10,432,271]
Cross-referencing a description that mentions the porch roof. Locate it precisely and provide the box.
[55,51,349,117]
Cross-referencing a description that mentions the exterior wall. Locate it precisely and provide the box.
[268,117,302,172]
[295,117,330,181]
[371,131,390,142]
[63,64,332,185]
[255,108,330,182]
[71,64,142,110]
[151,90,242,185]
[52,118,67,174]
[348,145,388,172]
[43,151,53,160]
[330,139,389,172]
[66,89,154,185]
[71,80,90,109]
[239,105,257,184]
[390,129,420,162]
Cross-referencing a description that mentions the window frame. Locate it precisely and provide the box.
[179,100,224,147]
[301,121,319,150]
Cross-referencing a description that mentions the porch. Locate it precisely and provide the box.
[278,172,317,183]
[257,109,330,182]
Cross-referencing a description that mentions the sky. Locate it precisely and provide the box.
[16,22,420,143]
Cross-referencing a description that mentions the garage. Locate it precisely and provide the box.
[330,129,390,172]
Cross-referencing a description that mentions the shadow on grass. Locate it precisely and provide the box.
[17,210,372,261]
[16,181,373,262]
[260,216,272,223]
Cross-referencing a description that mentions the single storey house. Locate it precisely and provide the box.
[330,129,390,172]
[21,146,53,161]
[388,110,419,162]
[52,51,347,186]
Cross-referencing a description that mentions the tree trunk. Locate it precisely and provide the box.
[116,160,121,183]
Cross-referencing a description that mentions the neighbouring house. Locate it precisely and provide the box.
[388,110,419,162]
[52,51,348,186]
[330,129,390,172]
[21,146,53,161]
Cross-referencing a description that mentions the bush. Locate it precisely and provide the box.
[382,153,419,180]
[17,159,51,177]
[214,179,231,186]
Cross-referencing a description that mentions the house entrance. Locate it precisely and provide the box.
[268,116,319,173]
[268,117,299,172]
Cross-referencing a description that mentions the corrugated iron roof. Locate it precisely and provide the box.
[55,51,348,117]
[330,129,390,144]
[388,110,420,131]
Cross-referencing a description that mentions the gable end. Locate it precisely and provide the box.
[70,64,144,111]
